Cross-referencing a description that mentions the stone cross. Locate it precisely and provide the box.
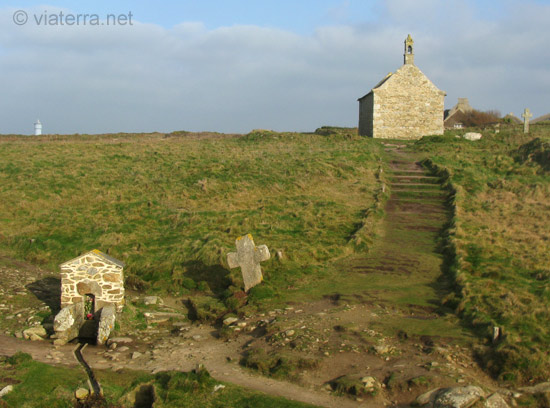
[522,108,533,133]
[227,234,270,291]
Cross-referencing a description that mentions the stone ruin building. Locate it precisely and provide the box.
[358,34,446,139]
[53,249,125,346]
[444,98,474,129]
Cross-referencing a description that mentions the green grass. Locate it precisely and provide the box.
[0,129,382,313]
[413,123,550,382]
[0,353,315,408]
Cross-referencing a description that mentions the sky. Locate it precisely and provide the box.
[0,0,549,135]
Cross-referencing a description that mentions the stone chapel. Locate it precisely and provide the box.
[358,35,446,139]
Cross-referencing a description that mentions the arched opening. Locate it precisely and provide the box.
[84,293,95,319]
[407,45,413,54]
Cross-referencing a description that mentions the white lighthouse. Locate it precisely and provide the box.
[34,119,42,136]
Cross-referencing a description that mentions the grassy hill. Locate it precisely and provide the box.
[0,128,383,309]
[413,123,550,382]
[2,123,550,388]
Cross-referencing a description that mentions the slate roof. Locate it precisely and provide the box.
[60,249,125,268]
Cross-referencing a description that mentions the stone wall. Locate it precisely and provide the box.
[60,250,124,312]
[358,93,374,137]
[359,64,445,139]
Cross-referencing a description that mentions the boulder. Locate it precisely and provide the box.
[361,376,379,391]
[143,296,159,305]
[107,337,133,346]
[415,388,440,406]
[53,303,84,345]
[97,305,116,346]
[0,385,13,398]
[463,132,482,141]
[23,326,47,340]
[223,317,238,326]
[434,386,485,408]
[75,388,89,400]
[54,306,74,332]
[374,344,391,355]
[29,333,44,341]
[484,393,510,408]
[519,382,550,394]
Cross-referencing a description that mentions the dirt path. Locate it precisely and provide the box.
[0,331,360,408]
[0,144,499,408]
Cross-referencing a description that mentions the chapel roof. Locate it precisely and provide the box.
[60,249,125,268]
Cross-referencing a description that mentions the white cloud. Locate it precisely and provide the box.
[0,1,549,135]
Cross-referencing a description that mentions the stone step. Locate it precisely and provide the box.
[390,170,428,175]
[391,186,446,192]
[389,179,440,189]
[391,190,447,197]
[388,196,447,204]
[391,186,443,191]
[391,183,442,188]
[390,175,439,179]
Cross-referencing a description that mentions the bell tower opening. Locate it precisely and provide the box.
[404,34,414,65]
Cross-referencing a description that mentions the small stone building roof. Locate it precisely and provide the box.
[444,98,475,128]
[503,113,522,124]
[60,249,125,268]
[358,65,445,102]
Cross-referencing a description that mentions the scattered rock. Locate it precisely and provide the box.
[485,393,510,408]
[23,326,47,340]
[223,317,238,326]
[285,329,295,337]
[213,384,226,392]
[361,376,378,390]
[519,382,550,394]
[433,386,485,408]
[492,327,500,343]
[144,312,171,324]
[53,338,68,346]
[131,352,143,360]
[143,296,159,305]
[29,333,44,341]
[108,337,133,346]
[374,344,391,355]
[463,132,482,141]
[415,388,440,406]
[0,385,14,398]
[75,388,89,400]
